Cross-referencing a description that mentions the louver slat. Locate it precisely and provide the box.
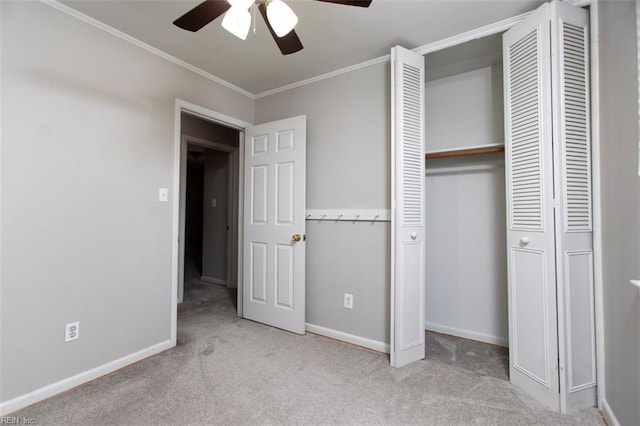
[562,23,591,232]
[401,63,424,225]
[508,30,543,230]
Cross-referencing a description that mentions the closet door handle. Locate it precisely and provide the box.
[410,232,417,240]
[520,236,530,246]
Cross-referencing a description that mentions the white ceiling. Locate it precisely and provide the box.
[61,0,544,95]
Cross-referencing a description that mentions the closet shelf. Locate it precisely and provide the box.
[425,144,505,160]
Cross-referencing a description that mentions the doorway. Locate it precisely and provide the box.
[177,113,240,306]
[423,33,509,380]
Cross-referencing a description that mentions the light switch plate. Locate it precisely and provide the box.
[158,188,168,202]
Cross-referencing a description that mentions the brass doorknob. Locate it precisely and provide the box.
[292,234,302,242]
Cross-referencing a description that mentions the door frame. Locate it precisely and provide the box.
[177,135,238,303]
[171,99,252,346]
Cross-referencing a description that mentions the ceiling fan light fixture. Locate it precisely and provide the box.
[221,6,251,40]
[266,0,298,37]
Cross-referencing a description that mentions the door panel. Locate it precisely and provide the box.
[390,45,426,368]
[511,248,551,386]
[243,116,306,335]
[550,1,595,412]
[504,2,560,411]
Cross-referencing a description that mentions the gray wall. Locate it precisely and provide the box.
[255,63,391,344]
[202,149,229,282]
[424,65,508,346]
[0,1,253,403]
[597,1,640,424]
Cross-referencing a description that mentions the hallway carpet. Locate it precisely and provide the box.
[13,279,603,425]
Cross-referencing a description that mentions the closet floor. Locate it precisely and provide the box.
[426,331,509,381]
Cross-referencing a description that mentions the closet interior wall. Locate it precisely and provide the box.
[424,34,509,347]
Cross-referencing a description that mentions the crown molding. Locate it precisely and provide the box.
[257,10,532,98]
[40,0,256,100]
[39,0,594,101]
[254,54,391,99]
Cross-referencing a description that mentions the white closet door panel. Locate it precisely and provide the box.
[391,45,426,368]
[243,116,306,335]
[550,1,596,412]
[504,2,560,411]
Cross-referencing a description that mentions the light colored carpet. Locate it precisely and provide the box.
[12,277,604,425]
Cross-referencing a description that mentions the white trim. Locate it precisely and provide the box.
[0,340,172,416]
[425,322,508,348]
[39,0,597,104]
[305,323,390,354]
[414,13,528,56]
[257,12,532,99]
[0,0,4,378]
[637,0,640,176]
[200,276,226,286]
[586,0,606,412]
[254,55,391,98]
[601,399,622,426]
[39,0,255,100]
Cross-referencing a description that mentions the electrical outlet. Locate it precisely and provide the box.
[65,321,80,342]
[344,293,354,309]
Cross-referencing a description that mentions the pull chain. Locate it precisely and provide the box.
[252,3,257,37]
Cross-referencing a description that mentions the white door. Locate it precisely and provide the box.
[242,116,306,334]
[390,46,426,368]
[549,2,596,412]
[504,2,560,411]
[504,1,594,412]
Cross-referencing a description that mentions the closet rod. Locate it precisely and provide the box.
[425,145,505,160]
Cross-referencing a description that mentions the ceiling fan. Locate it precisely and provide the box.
[173,0,373,55]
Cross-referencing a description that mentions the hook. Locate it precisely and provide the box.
[374,214,380,221]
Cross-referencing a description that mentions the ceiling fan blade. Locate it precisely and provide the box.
[173,0,231,32]
[258,3,303,55]
[314,0,372,7]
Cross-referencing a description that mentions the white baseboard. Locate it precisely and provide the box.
[305,323,390,354]
[0,340,173,416]
[600,399,621,426]
[425,321,508,347]
[200,275,226,286]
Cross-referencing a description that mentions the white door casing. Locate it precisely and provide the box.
[242,116,306,334]
[390,45,426,368]
[504,0,594,413]
[504,2,560,411]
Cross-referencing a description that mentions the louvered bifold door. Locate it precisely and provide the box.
[550,2,596,413]
[503,2,561,411]
[390,45,425,368]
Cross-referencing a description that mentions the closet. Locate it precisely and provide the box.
[424,34,508,349]
[391,0,595,415]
